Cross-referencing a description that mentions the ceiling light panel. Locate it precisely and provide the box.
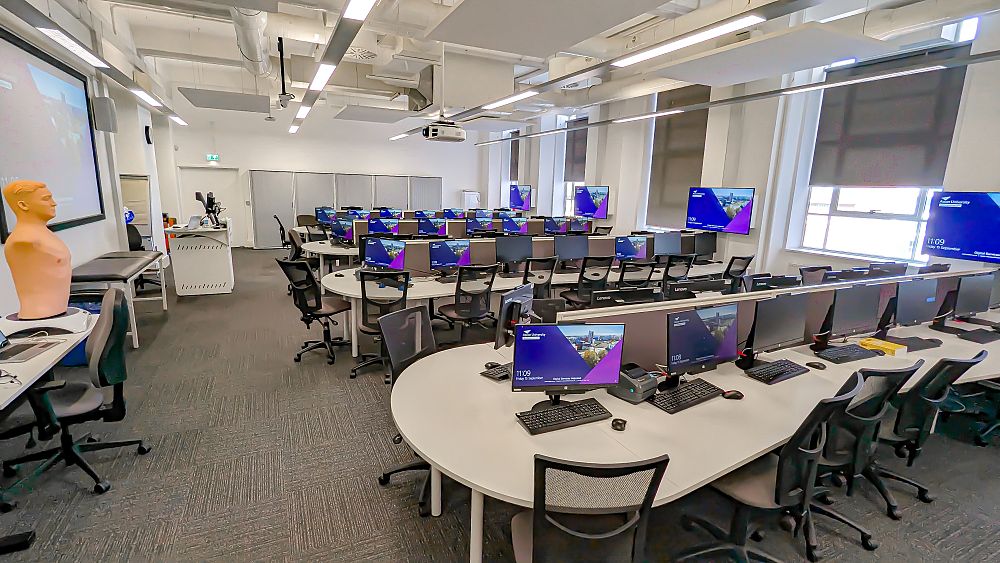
[612,14,765,68]
[37,28,108,68]
[482,90,539,110]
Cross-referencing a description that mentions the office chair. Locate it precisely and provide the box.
[876,350,988,506]
[2,289,150,494]
[742,273,772,292]
[616,260,656,289]
[304,225,327,243]
[817,361,924,533]
[276,259,350,365]
[561,256,614,309]
[510,453,670,563]
[274,214,290,248]
[592,225,613,236]
[799,265,832,286]
[436,264,498,340]
[940,378,1000,446]
[522,257,558,299]
[287,230,321,270]
[713,255,754,293]
[353,270,410,380]
[657,254,696,285]
[376,306,437,516]
[678,373,864,563]
[917,263,951,274]
[296,214,320,227]
[122,223,162,291]
[532,298,567,323]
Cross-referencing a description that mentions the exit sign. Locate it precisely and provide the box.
[206,153,220,162]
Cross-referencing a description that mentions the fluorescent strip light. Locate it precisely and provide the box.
[169,116,188,126]
[524,128,567,139]
[785,66,947,95]
[612,14,765,68]
[818,8,867,24]
[37,28,108,68]
[829,58,856,68]
[131,89,162,107]
[343,0,378,21]
[613,109,684,124]
[288,125,300,134]
[296,105,312,119]
[309,63,337,91]
[482,90,539,110]
[389,133,409,141]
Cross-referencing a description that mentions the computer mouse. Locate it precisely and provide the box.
[334,273,344,277]
[805,362,827,370]
[722,390,744,400]
[611,418,627,431]
[484,362,501,370]
[873,349,886,356]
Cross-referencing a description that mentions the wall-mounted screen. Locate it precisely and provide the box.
[510,185,531,211]
[574,186,610,219]
[685,187,754,235]
[923,191,1000,264]
[0,29,104,237]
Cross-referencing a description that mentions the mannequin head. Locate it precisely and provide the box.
[3,180,57,223]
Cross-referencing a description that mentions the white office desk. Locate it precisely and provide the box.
[0,318,95,409]
[301,240,360,280]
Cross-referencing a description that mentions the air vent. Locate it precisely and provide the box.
[346,46,377,61]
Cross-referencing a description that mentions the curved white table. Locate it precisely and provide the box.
[302,240,359,280]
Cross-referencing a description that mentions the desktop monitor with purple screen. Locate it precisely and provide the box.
[512,324,625,393]
[347,209,371,220]
[667,303,738,375]
[418,218,448,236]
[466,217,495,234]
[415,210,436,219]
[544,217,568,234]
[429,239,472,269]
[368,218,400,234]
[379,208,403,219]
[364,238,406,270]
[510,185,532,211]
[568,217,590,233]
[443,208,466,219]
[503,217,529,234]
[615,236,647,260]
[573,186,610,219]
[332,218,354,241]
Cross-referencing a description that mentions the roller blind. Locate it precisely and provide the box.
[563,117,588,183]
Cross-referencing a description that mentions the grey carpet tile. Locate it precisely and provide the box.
[182,449,284,520]
[172,499,291,562]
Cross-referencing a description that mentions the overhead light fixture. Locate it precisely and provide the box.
[612,14,765,68]
[296,105,312,119]
[389,133,409,141]
[309,63,337,91]
[785,65,947,95]
[130,89,162,108]
[613,109,684,124]
[288,125,299,134]
[169,115,188,126]
[483,90,539,110]
[828,58,856,69]
[37,28,108,68]
[524,128,567,139]
[342,0,379,21]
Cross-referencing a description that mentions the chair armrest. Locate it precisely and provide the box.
[30,380,67,394]
[977,380,1000,392]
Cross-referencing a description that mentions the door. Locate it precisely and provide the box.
[120,175,151,244]
[178,167,248,246]
[250,170,295,249]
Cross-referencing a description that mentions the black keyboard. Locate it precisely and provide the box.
[480,362,513,380]
[745,359,810,385]
[515,398,612,435]
[646,378,724,414]
[0,343,34,360]
[815,344,881,364]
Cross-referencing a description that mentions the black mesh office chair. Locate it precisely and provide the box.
[592,226,613,236]
[657,254,696,285]
[3,289,150,495]
[276,259,350,364]
[522,257,558,299]
[678,373,864,563]
[713,255,754,293]
[800,265,832,286]
[742,273,772,292]
[287,230,321,271]
[297,214,320,227]
[510,453,670,563]
[304,225,327,243]
[616,260,656,289]
[377,306,437,516]
[274,214,290,248]
[437,264,498,340]
[561,256,614,309]
[353,271,411,380]
[941,378,1000,446]
[532,299,567,323]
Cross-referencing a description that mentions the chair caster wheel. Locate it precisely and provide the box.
[816,492,835,506]
[806,546,820,562]
[327,358,335,365]
[293,356,302,363]
[137,443,152,455]
[349,373,358,379]
[974,436,989,447]
[0,500,16,513]
[87,436,100,443]
[779,515,796,532]
[680,515,695,532]
[378,475,390,486]
[862,535,878,551]
[750,530,764,542]
[887,506,902,520]
[418,504,431,518]
[93,481,111,494]
[2,465,17,478]
[830,474,846,487]
[918,490,934,503]
[894,444,908,459]
[392,435,403,445]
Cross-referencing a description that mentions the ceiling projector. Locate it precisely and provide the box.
[422,120,466,142]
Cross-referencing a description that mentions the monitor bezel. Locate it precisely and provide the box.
[511,323,626,393]
[666,302,739,375]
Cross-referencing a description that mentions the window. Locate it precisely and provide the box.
[562,117,588,215]
[797,46,968,261]
[645,85,711,228]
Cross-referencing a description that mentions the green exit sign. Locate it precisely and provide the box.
[205,153,220,162]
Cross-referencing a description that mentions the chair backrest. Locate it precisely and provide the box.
[454,264,498,319]
[125,224,144,251]
[288,229,306,261]
[723,255,754,279]
[273,214,289,247]
[377,305,436,384]
[533,298,566,323]
[799,265,832,286]
[575,256,615,302]
[658,254,695,283]
[523,257,558,298]
[531,453,670,563]
[742,273,771,292]
[893,351,988,445]
[775,372,863,507]
[359,270,410,331]
[617,261,656,289]
[84,288,130,389]
[592,226,613,236]
[297,214,319,227]
[276,259,323,316]
[305,225,327,242]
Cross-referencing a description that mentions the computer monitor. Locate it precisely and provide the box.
[512,324,625,395]
[543,217,568,234]
[653,232,681,256]
[685,187,755,235]
[568,217,590,233]
[498,284,534,341]
[615,236,647,261]
[502,216,529,234]
[364,238,406,269]
[443,208,466,219]
[466,217,495,233]
[347,209,371,220]
[693,232,716,259]
[496,235,533,265]
[573,186,610,219]
[429,239,472,269]
[955,273,994,316]
[331,218,354,242]
[667,303,739,375]
[830,284,882,338]
[368,218,400,234]
[417,218,448,236]
[869,262,908,277]
[554,235,588,261]
[991,271,1000,310]
[414,210,436,219]
[473,209,492,219]
[510,185,532,211]
[923,191,1000,264]
[750,293,808,353]
[315,206,335,224]
[894,279,940,326]
[379,208,402,219]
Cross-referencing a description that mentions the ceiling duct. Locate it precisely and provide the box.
[230,7,273,77]
[406,66,434,112]
[548,55,604,90]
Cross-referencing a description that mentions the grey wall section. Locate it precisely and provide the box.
[374,175,409,208]
[336,174,374,208]
[294,173,335,216]
[250,170,294,248]
[411,176,443,209]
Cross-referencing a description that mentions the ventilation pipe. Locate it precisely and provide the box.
[831,0,1000,40]
[230,7,272,77]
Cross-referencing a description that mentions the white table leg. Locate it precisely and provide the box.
[122,281,139,348]
[319,254,326,294]
[470,489,484,563]
[350,298,360,358]
[431,467,442,517]
[159,261,168,311]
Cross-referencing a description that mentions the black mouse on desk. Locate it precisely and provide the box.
[722,390,744,400]
[805,361,827,370]
[484,362,501,370]
[611,418,627,431]
[334,272,344,277]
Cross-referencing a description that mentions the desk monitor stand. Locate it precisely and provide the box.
[872,297,943,351]
[956,315,1000,332]
[531,391,585,410]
